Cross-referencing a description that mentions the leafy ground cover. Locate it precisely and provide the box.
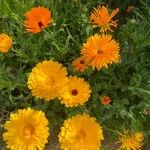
[0,0,150,149]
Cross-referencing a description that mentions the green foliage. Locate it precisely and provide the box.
[0,0,150,149]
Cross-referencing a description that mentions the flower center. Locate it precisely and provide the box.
[97,49,103,54]
[80,60,85,64]
[45,76,55,86]
[76,129,86,140]
[125,138,135,146]
[38,21,43,28]
[23,125,34,139]
[71,89,78,96]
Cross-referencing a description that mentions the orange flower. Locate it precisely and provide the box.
[0,34,12,53]
[24,6,52,33]
[72,57,88,72]
[81,34,120,70]
[90,5,119,32]
[101,96,111,105]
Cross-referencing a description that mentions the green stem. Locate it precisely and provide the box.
[88,70,98,81]
[104,126,119,135]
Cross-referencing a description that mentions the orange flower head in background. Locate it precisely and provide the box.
[59,114,104,150]
[3,108,49,150]
[72,56,88,72]
[117,130,144,150]
[0,34,12,53]
[81,34,120,70]
[101,96,111,105]
[90,5,119,32]
[24,6,52,33]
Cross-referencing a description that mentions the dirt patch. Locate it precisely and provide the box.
[142,142,150,150]
[45,128,60,150]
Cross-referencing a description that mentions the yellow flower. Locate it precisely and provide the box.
[27,60,68,100]
[59,76,91,107]
[0,34,12,53]
[134,132,144,142]
[81,34,120,70]
[59,114,104,150]
[117,130,144,150]
[90,5,119,32]
[72,56,88,72]
[3,108,49,150]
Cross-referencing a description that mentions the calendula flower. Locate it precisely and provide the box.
[27,60,68,100]
[101,96,111,105]
[24,6,52,33]
[134,132,144,142]
[72,56,88,72]
[3,108,49,150]
[59,114,104,150]
[59,76,91,107]
[81,34,120,70]
[117,130,144,150]
[0,34,12,53]
[90,5,119,32]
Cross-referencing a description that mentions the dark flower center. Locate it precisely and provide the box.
[80,60,85,64]
[71,89,78,96]
[38,21,43,28]
[97,49,103,54]
[23,124,34,139]
[76,129,86,140]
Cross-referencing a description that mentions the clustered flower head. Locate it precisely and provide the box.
[27,60,68,100]
[81,34,120,70]
[59,76,91,107]
[0,33,12,53]
[3,108,49,150]
[24,6,52,33]
[117,130,144,150]
[90,5,119,33]
[59,114,104,150]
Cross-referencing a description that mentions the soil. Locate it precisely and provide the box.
[142,143,150,150]
[45,128,60,150]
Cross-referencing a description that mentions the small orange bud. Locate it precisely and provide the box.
[101,96,111,105]
[72,57,88,72]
